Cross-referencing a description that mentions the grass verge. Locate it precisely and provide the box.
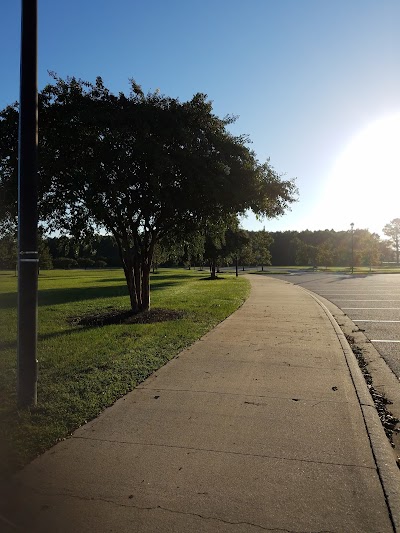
[0,268,249,476]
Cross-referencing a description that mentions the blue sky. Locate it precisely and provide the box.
[2,0,400,235]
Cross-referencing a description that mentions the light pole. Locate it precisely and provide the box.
[350,222,354,274]
[17,0,39,407]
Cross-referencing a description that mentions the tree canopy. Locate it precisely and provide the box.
[0,75,297,310]
[383,218,400,265]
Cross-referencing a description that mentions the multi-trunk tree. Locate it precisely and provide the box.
[0,75,297,311]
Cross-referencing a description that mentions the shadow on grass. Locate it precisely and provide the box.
[0,305,187,351]
[97,272,197,283]
[0,328,92,352]
[0,278,188,310]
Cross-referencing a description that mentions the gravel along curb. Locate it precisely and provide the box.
[298,286,400,532]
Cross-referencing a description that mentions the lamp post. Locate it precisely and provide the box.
[17,0,38,407]
[350,222,354,274]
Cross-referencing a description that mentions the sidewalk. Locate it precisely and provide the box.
[2,275,400,532]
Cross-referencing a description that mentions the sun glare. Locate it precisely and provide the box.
[317,113,400,234]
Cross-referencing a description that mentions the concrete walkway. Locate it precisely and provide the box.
[2,275,400,532]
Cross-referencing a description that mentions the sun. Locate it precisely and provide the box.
[317,113,400,234]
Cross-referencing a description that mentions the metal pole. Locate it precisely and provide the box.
[350,222,354,275]
[17,0,38,407]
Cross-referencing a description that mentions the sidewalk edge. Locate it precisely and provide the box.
[299,286,400,532]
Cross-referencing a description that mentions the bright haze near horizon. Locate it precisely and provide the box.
[2,0,400,237]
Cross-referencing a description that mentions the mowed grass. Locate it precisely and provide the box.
[0,268,249,476]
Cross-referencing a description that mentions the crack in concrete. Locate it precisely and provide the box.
[19,488,335,533]
[73,435,375,470]
[0,512,20,530]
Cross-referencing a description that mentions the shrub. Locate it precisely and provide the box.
[53,257,78,269]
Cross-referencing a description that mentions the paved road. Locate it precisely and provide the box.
[267,271,400,379]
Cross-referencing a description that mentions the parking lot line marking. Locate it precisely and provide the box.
[319,294,400,296]
[354,319,400,323]
[332,299,400,302]
[342,307,400,310]
[371,340,400,343]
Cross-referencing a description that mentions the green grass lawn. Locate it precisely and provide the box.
[0,268,249,476]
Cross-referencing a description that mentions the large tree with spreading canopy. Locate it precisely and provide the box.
[0,75,297,311]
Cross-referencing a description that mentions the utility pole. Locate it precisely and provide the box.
[350,222,354,275]
[17,0,39,407]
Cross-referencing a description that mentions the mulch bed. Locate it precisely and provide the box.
[68,307,185,327]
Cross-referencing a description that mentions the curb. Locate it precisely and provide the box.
[299,285,400,532]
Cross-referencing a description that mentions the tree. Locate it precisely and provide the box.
[203,221,229,279]
[224,226,249,276]
[0,75,297,312]
[77,257,95,270]
[252,229,273,271]
[359,232,381,271]
[38,234,53,270]
[53,257,78,269]
[239,241,255,271]
[316,241,334,270]
[383,219,400,266]
[0,232,17,270]
[269,231,299,265]
[95,235,121,267]
[291,237,317,267]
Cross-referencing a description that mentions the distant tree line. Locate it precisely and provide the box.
[0,224,397,272]
[269,228,393,268]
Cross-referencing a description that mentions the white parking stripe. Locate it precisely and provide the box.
[371,340,400,343]
[354,319,400,323]
[332,299,400,302]
[342,307,400,310]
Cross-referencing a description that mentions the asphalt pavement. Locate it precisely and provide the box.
[1,274,399,532]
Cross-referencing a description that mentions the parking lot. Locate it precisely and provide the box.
[269,271,400,379]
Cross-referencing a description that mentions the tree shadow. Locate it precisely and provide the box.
[325,274,369,282]
[0,279,185,310]
[96,272,197,283]
[0,305,186,352]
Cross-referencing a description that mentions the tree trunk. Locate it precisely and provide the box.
[141,262,151,311]
[115,232,155,313]
[210,260,217,279]
[123,262,139,312]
